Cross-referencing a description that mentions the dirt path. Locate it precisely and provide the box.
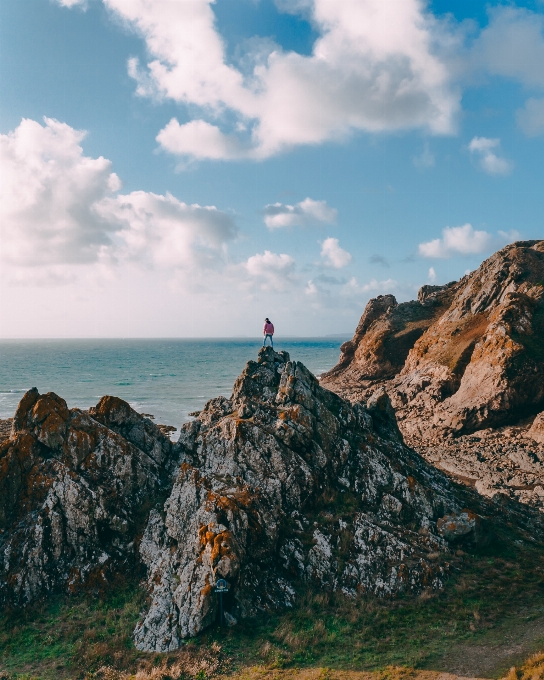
[427,615,544,678]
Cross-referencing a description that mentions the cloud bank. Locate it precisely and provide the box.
[0,118,237,277]
[468,137,512,176]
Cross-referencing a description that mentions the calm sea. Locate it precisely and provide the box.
[0,338,347,433]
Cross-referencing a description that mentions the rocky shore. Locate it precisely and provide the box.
[3,348,532,653]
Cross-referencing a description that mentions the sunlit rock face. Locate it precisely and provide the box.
[323,240,544,439]
[133,347,472,652]
[321,241,544,511]
[0,389,177,607]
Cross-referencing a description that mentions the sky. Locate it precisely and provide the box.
[0,0,543,338]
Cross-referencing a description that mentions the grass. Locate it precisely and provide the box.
[1,535,544,680]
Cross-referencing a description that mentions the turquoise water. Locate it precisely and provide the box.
[0,338,347,432]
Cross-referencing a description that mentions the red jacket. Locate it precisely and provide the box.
[263,322,274,335]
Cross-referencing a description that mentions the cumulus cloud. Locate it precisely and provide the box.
[418,224,519,259]
[468,137,512,176]
[0,117,237,277]
[263,198,337,229]
[320,237,352,269]
[0,117,122,267]
[156,119,249,161]
[97,192,237,270]
[245,250,296,291]
[93,0,459,160]
[428,266,437,283]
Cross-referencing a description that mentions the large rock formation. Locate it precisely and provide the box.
[133,347,484,652]
[1,346,541,651]
[324,241,544,436]
[0,390,177,607]
[321,240,544,509]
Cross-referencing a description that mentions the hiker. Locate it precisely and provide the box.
[263,318,274,347]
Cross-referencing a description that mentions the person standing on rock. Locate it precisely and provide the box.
[263,318,274,347]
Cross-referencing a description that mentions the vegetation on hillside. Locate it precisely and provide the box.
[1,528,544,680]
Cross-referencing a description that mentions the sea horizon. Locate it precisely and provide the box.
[0,337,349,432]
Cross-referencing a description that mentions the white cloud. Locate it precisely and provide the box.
[95,0,459,160]
[468,137,512,176]
[344,277,398,294]
[54,0,87,6]
[245,250,296,291]
[263,198,337,229]
[97,192,237,270]
[0,117,122,267]
[428,266,437,282]
[413,141,435,168]
[0,118,237,277]
[156,119,249,161]
[320,237,352,269]
[517,98,544,137]
[418,223,519,259]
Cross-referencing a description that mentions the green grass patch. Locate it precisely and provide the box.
[0,585,145,679]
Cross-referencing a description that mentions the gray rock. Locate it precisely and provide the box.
[134,347,471,650]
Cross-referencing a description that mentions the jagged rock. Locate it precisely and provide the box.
[529,412,544,444]
[0,389,177,607]
[134,347,476,652]
[437,511,480,542]
[324,241,544,438]
[326,286,457,384]
[322,240,544,510]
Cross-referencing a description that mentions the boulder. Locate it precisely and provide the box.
[529,412,544,444]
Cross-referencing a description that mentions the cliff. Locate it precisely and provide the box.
[321,240,544,509]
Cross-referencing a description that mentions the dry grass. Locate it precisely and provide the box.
[88,641,225,679]
[502,652,544,680]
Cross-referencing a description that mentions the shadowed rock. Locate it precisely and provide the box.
[0,390,177,607]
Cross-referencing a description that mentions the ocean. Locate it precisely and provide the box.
[0,338,348,434]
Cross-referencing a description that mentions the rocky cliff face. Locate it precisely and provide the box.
[0,390,177,607]
[321,240,544,509]
[133,347,484,652]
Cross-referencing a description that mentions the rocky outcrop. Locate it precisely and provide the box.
[321,240,544,510]
[327,285,457,384]
[0,390,177,607]
[323,241,544,437]
[133,347,483,652]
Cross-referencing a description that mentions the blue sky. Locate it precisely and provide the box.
[0,0,543,337]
